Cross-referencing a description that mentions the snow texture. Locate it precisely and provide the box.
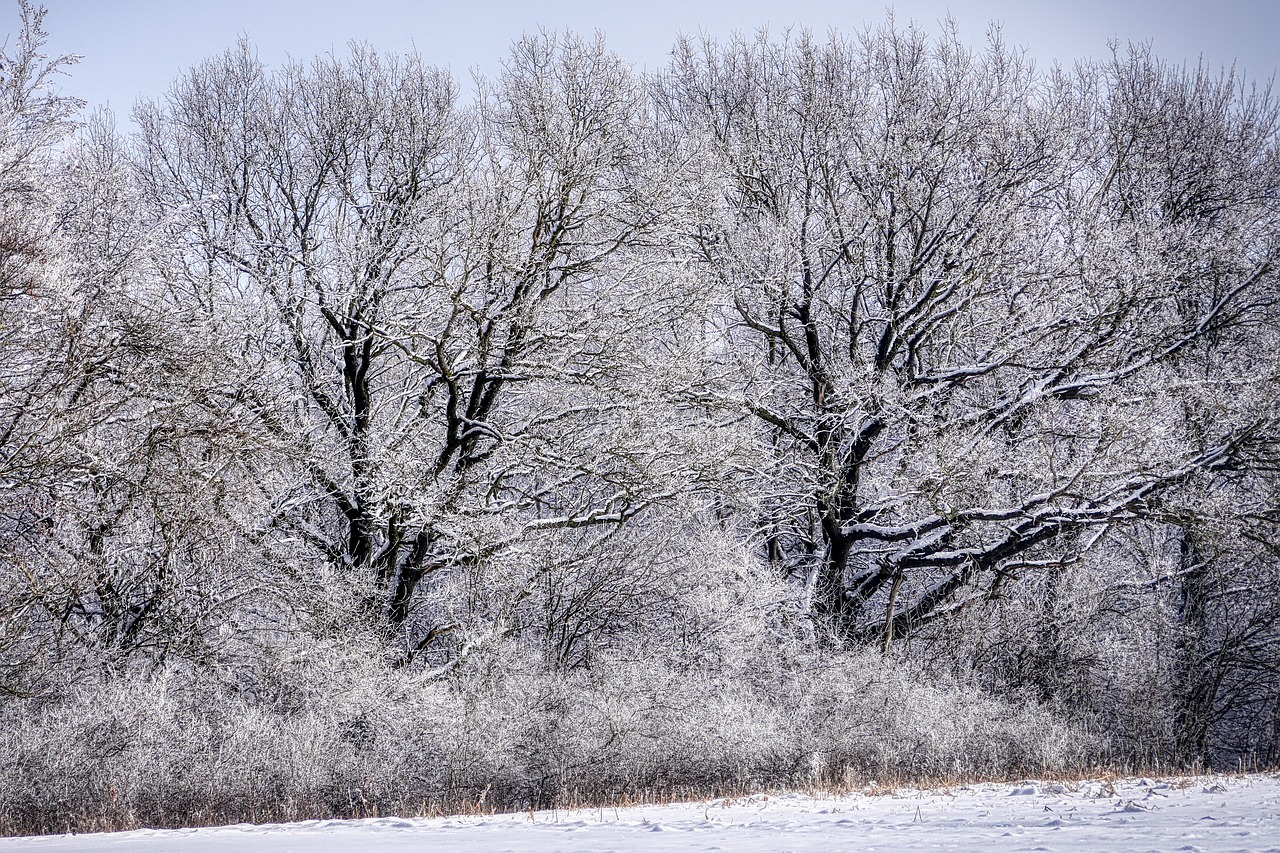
[3,775,1278,852]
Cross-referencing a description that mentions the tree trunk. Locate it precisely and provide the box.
[1173,527,1215,769]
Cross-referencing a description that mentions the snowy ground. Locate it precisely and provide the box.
[3,775,1279,852]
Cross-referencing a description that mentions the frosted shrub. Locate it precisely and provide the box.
[0,640,1108,835]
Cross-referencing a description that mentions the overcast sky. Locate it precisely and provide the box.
[31,0,1280,121]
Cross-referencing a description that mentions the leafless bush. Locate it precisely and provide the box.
[0,633,1106,836]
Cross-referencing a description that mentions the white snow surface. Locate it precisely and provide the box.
[4,775,1279,852]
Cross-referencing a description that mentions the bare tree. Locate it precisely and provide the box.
[660,24,1280,646]
[132,33,702,661]
[0,1,85,694]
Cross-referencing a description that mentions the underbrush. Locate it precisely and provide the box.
[0,644,1104,836]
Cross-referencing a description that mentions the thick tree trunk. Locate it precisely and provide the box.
[1173,527,1215,769]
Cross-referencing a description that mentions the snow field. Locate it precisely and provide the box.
[3,774,1278,852]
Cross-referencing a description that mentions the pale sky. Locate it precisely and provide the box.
[31,0,1280,121]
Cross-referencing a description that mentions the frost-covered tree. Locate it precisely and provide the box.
[0,1,86,693]
[131,34,711,662]
[660,25,1280,647]
[0,0,82,509]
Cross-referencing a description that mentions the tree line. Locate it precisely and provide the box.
[2,0,1279,791]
